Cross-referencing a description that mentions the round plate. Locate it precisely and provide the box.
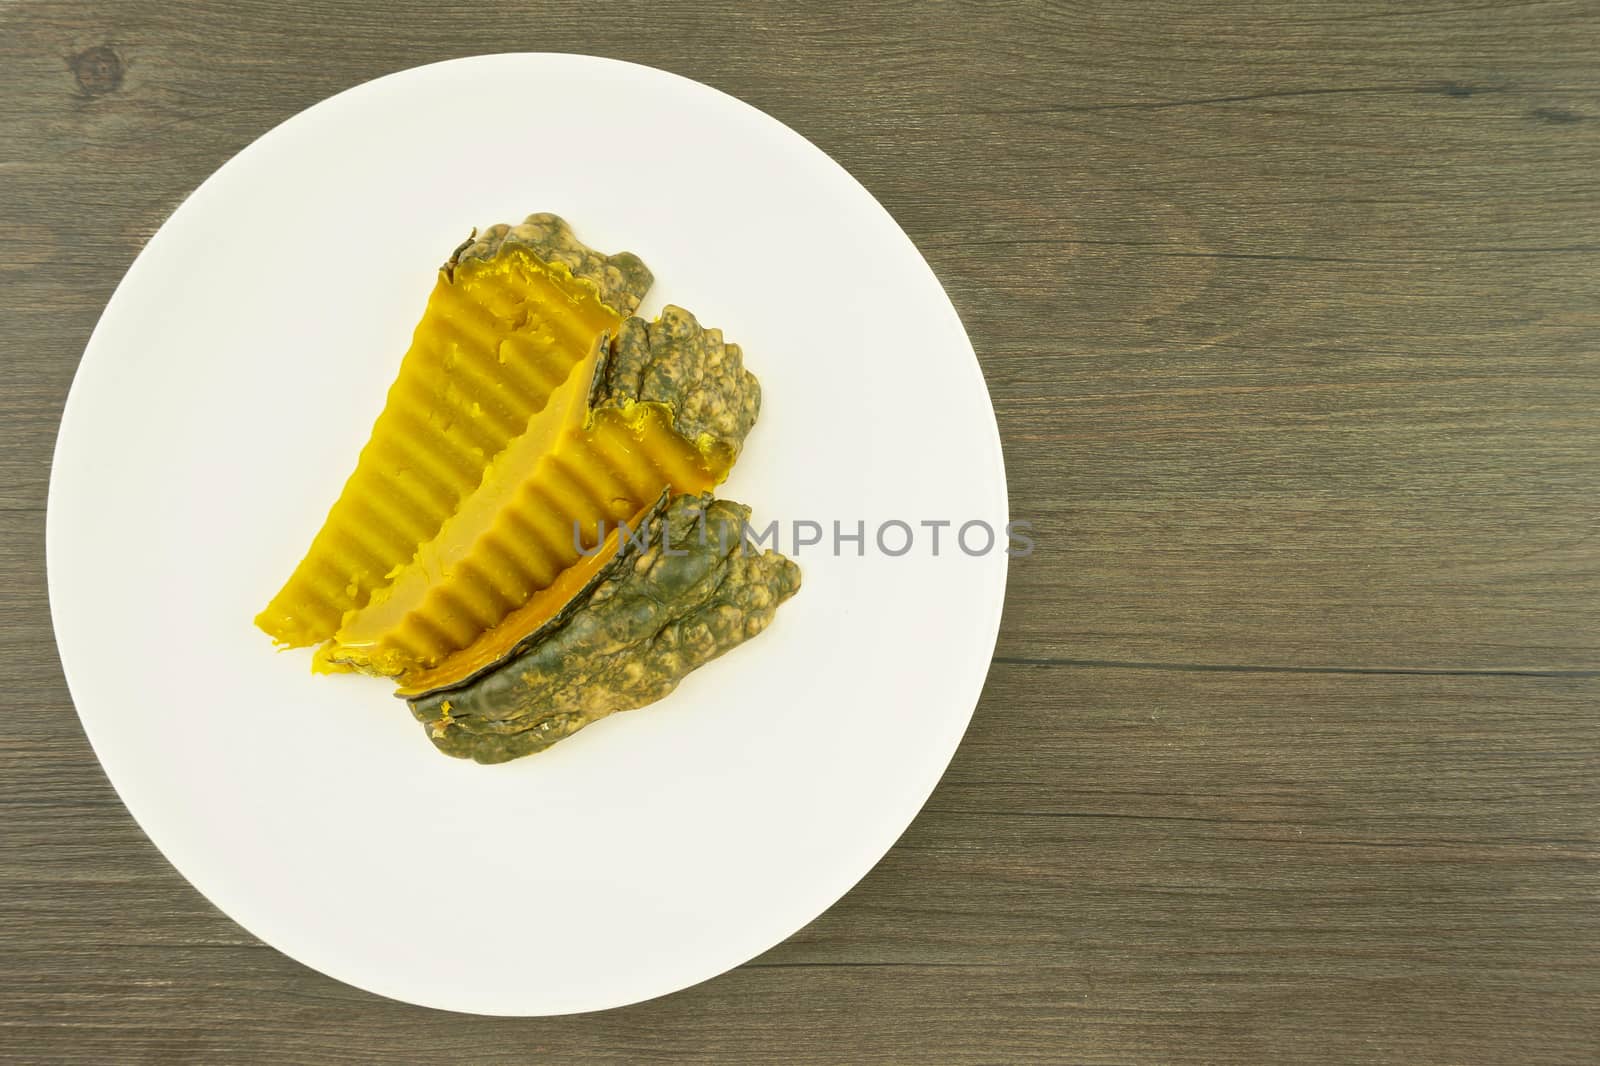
[47,54,1007,1016]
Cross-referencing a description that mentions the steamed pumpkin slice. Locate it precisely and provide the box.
[392,497,652,697]
[254,214,653,649]
[318,305,761,682]
[408,494,802,765]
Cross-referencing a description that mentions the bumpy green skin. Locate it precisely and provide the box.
[590,305,762,460]
[446,212,655,316]
[409,495,802,764]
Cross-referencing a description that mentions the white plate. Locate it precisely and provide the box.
[47,54,1007,1016]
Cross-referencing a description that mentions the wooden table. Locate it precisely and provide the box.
[3,2,1597,1062]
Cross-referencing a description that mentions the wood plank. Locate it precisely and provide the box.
[4,667,1596,1061]
[2,0,1597,1061]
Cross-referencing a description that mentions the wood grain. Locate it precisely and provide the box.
[2,1,1597,1062]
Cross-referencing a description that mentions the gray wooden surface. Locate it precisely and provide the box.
[3,1,1598,1062]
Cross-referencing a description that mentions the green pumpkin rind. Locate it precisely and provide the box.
[446,212,655,316]
[588,305,762,461]
[409,494,802,764]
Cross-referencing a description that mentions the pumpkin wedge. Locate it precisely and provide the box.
[255,214,652,648]
[408,493,801,764]
[317,305,761,682]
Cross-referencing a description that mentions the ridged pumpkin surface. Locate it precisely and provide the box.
[319,303,760,682]
[256,215,651,648]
